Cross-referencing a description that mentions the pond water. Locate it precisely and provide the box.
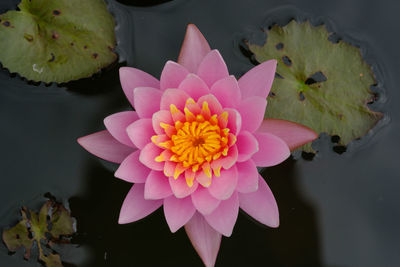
[0,0,399,266]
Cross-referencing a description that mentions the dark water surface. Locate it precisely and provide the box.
[0,0,399,266]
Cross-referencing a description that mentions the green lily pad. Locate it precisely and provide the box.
[2,200,75,267]
[0,0,117,83]
[247,21,383,152]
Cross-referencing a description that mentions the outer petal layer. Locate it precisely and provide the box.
[208,166,238,200]
[237,97,267,133]
[191,186,221,215]
[133,87,162,118]
[204,192,239,237]
[185,213,221,267]
[78,130,134,164]
[257,119,318,151]
[236,160,259,193]
[239,175,279,227]
[210,76,241,108]
[118,184,162,224]
[238,60,277,99]
[160,61,190,91]
[236,131,258,162]
[119,67,160,107]
[252,133,290,167]
[178,24,211,73]
[144,171,173,200]
[115,150,149,183]
[164,196,196,233]
[104,111,139,147]
[197,50,229,87]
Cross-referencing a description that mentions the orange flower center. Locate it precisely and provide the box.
[152,98,237,187]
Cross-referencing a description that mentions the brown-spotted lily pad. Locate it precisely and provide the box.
[247,21,383,152]
[0,0,117,83]
[2,200,75,267]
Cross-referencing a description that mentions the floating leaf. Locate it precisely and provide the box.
[0,0,117,83]
[2,200,76,267]
[247,21,383,152]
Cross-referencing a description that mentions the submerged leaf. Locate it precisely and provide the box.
[2,200,76,267]
[0,0,117,83]
[247,21,383,152]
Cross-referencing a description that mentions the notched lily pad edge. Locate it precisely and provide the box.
[0,0,120,86]
[235,6,389,156]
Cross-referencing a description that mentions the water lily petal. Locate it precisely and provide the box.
[197,94,223,115]
[164,196,196,233]
[257,119,318,151]
[160,61,190,91]
[236,159,258,193]
[178,24,211,73]
[239,175,279,227]
[119,67,160,107]
[160,88,191,111]
[133,87,162,118]
[104,111,139,148]
[115,150,149,183]
[139,143,164,171]
[144,171,173,200]
[238,59,277,99]
[197,50,229,87]
[210,76,241,108]
[191,186,221,215]
[77,130,134,164]
[204,192,239,237]
[169,176,198,198]
[237,97,267,133]
[225,108,241,135]
[252,132,290,167]
[184,212,221,267]
[126,118,154,149]
[118,183,162,224]
[152,110,173,135]
[178,74,210,101]
[236,131,258,162]
[208,165,238,200]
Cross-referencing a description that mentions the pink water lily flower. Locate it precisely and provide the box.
[78,24,317,267]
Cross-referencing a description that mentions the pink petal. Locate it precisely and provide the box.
[210,76,241,108]
[126,118,154,149]
[104,111,139,148]
[152,110,173,135]
[204,192,239,237]
[118,183,162,224]
[236,159,258,193]
[133,87,162,118]
[208,166,238,200]
[169,176,199,198]
[191,186,221,215]
[197,50,229,87]
[197,94,223,115]
[236,131,259,162]
[164,196,196,233]
[178,74,210,101]
[257,119,318,151]
[119,67,160,107]
[252,132,290,167]
[220,144,238,170]
[139,143,164,171]
[160,61,190,91]
[160,88,191,111]
[184,212,221,267]
[144,170,173,200]
[237,97,267,133]
[239,175,279,227]
[115,150,149,183]
[225,108,241,135]
[178,24,211,73]
[77,130,135,164]
[238,60,277,99]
